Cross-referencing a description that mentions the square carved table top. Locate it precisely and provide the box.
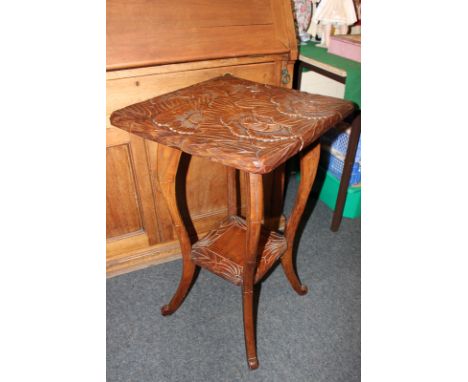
[110,74,354,174]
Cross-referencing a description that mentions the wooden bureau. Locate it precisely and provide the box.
[106,0,298,277]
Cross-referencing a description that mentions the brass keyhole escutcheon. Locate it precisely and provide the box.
[281,68,291,85]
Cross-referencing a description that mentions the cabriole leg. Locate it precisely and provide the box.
[242,172,263,370]
[157,144,197,316]
[281,142,321,295]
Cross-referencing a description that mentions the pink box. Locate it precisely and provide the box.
[328,34,361,62]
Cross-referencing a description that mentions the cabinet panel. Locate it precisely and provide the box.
[106,133,160,250]
[186,158,227,217]
[106,145,142,238]
[106,0,286,70]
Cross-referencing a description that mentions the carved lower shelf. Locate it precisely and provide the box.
[191,215,287,286]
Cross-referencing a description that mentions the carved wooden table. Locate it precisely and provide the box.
[110,75,354,369]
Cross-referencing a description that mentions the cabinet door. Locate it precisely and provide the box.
[106,128,160,258]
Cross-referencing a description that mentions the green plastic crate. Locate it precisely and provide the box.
[315,167,361,219]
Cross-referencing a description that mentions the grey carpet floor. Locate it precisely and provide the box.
[107,175,361,382]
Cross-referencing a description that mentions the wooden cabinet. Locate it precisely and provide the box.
[106,0,298,277]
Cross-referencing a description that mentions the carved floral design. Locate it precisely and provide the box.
[191,216,287,286]
[220,113,299,143]
[271,92,340,119]
[153,108,204,135]
[110,74,354,174]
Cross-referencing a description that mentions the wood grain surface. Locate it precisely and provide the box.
[110,75,354,174]
[106,0,296,70]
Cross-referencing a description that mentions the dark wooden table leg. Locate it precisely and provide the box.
[330,113,361,232]
[281,142,321,295]
[243,172,263,370]
[157,145,197,316]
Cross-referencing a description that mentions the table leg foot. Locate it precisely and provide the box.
[247,357,259,370]
[280,253,308,295]
[160,261,196,316]
[243,288,258,370]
